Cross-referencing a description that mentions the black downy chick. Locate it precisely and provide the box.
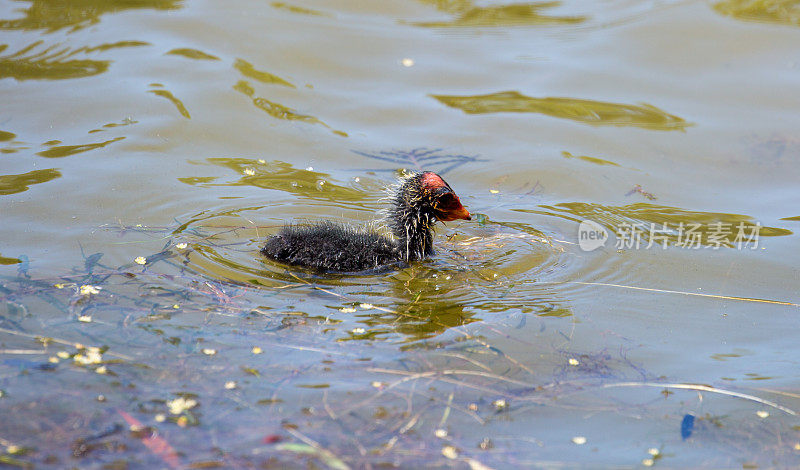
[261,171,471,272]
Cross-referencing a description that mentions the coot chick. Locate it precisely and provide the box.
[261,171,471,272]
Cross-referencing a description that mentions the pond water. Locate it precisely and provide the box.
[1,0,799,467]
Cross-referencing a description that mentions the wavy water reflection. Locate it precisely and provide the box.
[0,42,108,80]
[180,158,368,204]
[166,48,220,61]
[166,170,569,342]
[233,81,345,135]
[0,0,182,32]
[562,151,621,167]
[714,0,800,26]
[36,137,125,158]
[270,1,330,17]
[187,233,568,340]
[432,91,691,130]
[412,0,586,27]
[0,40,148,81]
[0,169,61,196]
[148,85,191,118]
[234,58,295,88]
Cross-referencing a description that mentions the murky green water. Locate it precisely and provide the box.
[2,0,799,467]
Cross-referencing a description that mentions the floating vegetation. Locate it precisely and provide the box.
[0,218,798,468]
[625,184,657,200]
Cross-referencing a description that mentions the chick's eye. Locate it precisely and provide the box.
[437,193,457,208]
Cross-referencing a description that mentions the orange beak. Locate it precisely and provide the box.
[439,205,471,222]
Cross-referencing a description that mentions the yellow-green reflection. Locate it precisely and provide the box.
[234,59,295,88]
[36,137,125,158]
[346,229,568,341]
[148,86,191,118]
[368,269,481,341]
[270,2,330,16]
[83,41,150,53]
[0,42,107,80]
[0,168,61,195]
[0,41,147,81]
[522,202,792,247]
[233,81,346,136]
[345,266,570,342]
[0,254,21,265]
[714,0,800,26]
[562,151,620,167]
[365,296,479,342]
[432,91,691,130]
[0,131,15,142]
[234,80,317,123]
[89,117,139,134]
[180,158,367,203]
[412,0,586,27]
[166,48,220,61]
[0,0,182,32]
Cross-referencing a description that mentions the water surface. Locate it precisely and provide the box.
[1,0,799,467]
